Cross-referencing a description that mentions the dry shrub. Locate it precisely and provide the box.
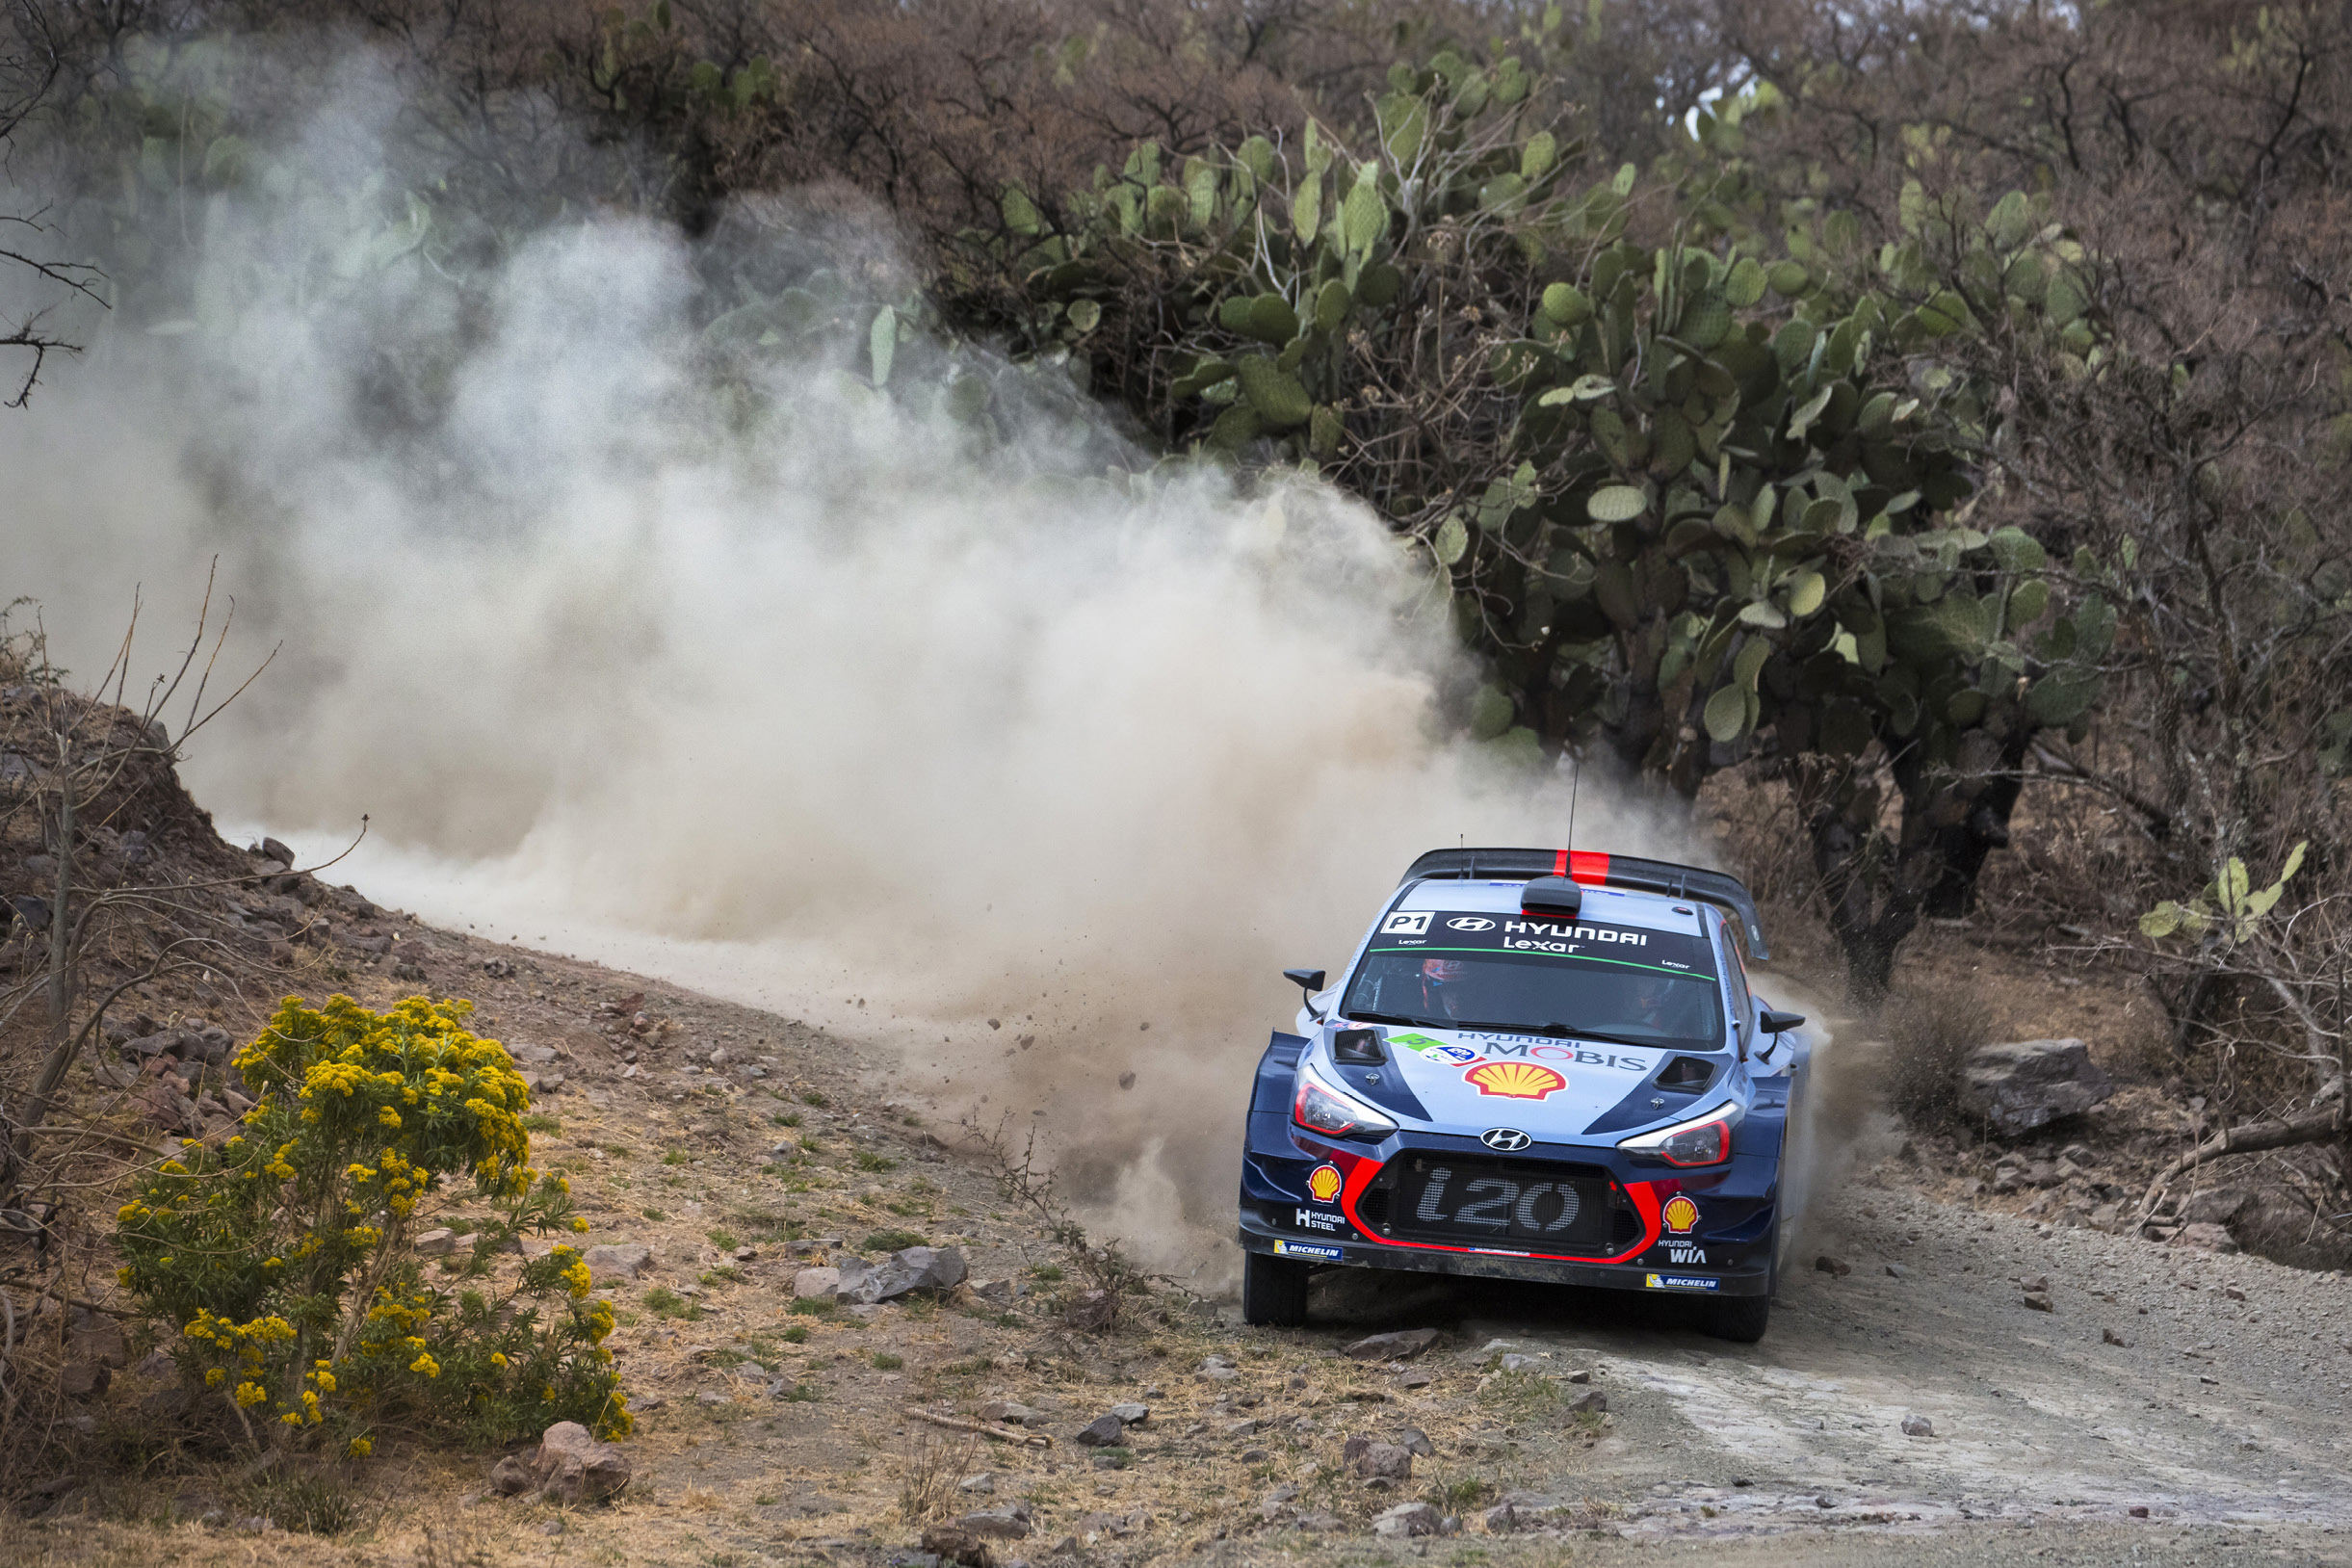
[896,1428,978,1525]
[1879,981,1996,1132]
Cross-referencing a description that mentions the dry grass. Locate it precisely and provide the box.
[1879,980,1998,1132]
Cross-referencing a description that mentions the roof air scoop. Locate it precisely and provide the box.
[1520,875,1583,919]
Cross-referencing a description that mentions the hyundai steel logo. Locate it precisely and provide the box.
[1449,917,1497,931]
[1480,1127,1532,1151]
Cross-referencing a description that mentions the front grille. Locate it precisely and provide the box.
[1362,1154,1622,1253]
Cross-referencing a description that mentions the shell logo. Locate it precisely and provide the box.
[1306,1163,1344,1203]
[1463,1061,1566,1100]
[1661,1194,1700,1235]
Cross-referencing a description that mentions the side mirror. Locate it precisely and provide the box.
[1759,1008,1806,1034]
[1284,968,1328,1022]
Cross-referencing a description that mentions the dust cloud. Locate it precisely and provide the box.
[3,75,1696,1281]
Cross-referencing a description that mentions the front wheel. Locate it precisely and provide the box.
[1699,1292,1770,1343]
[1241,1250,1310,1327]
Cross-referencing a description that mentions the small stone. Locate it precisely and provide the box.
[1565,1389,1607,1415]
[2222,1284,2246,1302]
[2020,1273,2051,1294]
[695,1390,728,1407]
[58,1364,110,1400]
[1110,1402,1149,1425]
[1341,1434,1413,1481]
[959,1503,1033,1540]
[1371,1501,1442,1538]
[413,1228,457,1258]
[2024,1293,2054,1313]
[1815,1254,1851,1277]
[1396,1426,1435,1458]
[2130,1505,2150,1518]
[584,1242,653,1280]
[1196,1356,1239,1381]
[529,1421,633,1503]
[1565,1370,1591,1384]
[1884,1263,1910,1279]
[1900,1414,1934,1437]
[489,1454,536,1496]
[1499,1352,1541,1372]
[2103,1327,2132,1347]
[920,1524,989,1566]
[1398,1370,1431,1389]
[958,1474,995,1495]
[1222,1419,1261,1439]
[1239,1447,1268,1462]
[979,1400,1043,1426]
[1342,1328,1441,1362]
[794,1267,844,1300]
[1075,1415,1126,1447]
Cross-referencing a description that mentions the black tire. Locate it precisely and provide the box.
[1699,1292,1770,1343]
[1241,1250,1310,1327]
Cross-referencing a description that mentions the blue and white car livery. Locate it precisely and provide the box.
[1237,848,1807,1342]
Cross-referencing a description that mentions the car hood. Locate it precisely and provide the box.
[1334,1025,1676,1136]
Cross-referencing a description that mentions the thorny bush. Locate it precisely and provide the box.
[113,995,629,1454]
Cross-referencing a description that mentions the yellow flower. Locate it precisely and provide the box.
[235,1381,268,1408]
[348,1437,372,1458]
[378,1106,402,1129]
[409,1352,440,1378]
[281,1410,304,1426]
[489,1352,508,1368]
[205,1368,225,1387]
[570,1216,589,1234]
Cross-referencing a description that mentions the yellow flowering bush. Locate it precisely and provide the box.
[115,995,629,1451]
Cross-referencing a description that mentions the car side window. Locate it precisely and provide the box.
[1717,921,1753,1047]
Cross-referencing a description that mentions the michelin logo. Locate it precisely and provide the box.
[1643,1272,1720,1292]
[1274,1241,1344,1260]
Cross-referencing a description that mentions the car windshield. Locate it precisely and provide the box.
[1341,912,1723,1051]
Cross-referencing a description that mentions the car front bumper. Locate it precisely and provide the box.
[1238,1117,1781,1298]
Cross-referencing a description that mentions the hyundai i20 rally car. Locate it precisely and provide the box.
[1238,849,1808,1343]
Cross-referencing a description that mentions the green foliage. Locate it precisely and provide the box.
[989,31,2112,821]
[114,996,628,1455]
[862,1229,925,1252]
[2142,842,2309,945]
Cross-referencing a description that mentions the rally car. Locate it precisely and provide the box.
[1237,848,1807,1343]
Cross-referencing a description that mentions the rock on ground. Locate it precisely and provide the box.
[1960,1037,2114,1135]
[583,1242,653,1280]
[1342,1327,1440,1361]
[1372,1501,1442,1538]
[489,1421,631,1504]
[1341,1433,1413,1480]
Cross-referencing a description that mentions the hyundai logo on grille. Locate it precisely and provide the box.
[1480,1127,1532,1151]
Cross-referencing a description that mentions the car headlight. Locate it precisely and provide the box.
[1292,1066,1398,1141]
[1615,1101,1739,1166]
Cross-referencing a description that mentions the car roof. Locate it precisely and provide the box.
[1390,878,1712,940]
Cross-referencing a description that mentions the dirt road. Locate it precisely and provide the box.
[1272,1165,2352,1563]
[23,933,2352,1567]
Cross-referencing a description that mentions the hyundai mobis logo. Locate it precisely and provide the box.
[1479,1128,1532,1152]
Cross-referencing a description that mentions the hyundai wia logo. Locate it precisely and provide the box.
[1480,1127,1532,1151]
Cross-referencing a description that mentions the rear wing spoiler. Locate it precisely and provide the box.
[1398,847,1771,962]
